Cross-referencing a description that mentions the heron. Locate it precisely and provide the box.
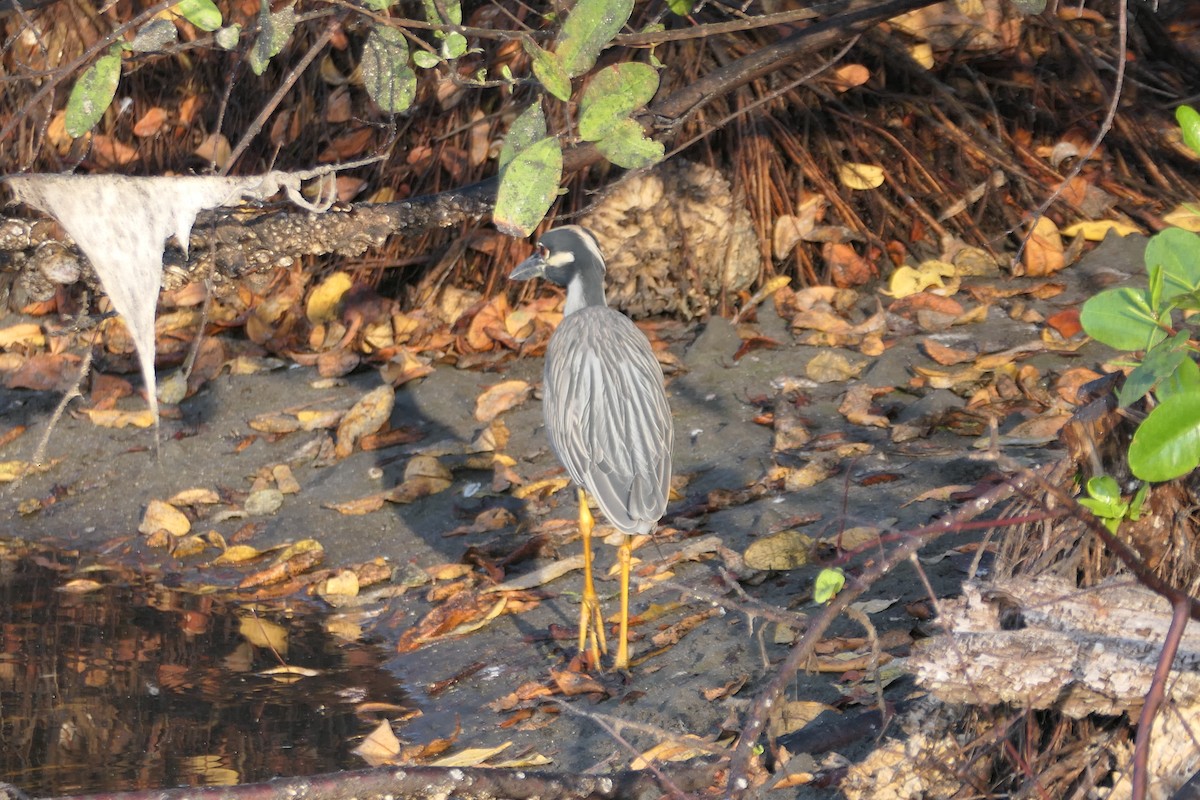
[510,225,674,670]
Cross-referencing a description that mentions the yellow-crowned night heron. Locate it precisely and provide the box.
[510,225,674,670]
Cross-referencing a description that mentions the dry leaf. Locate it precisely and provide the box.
[839,384,890,428]
[830,64,869,91]
[744,530,812,571]
[824,242,877,288]
[1019,216,1065,277]
[238,614,289,654]
[336,384,395,458]
[839,162,885,190]
[307,271,353,324]
[921,338,977,365]
[474,379,532,422]
[132,107,168,138]
[139,499,191,536]
[1061,219,1141,241]
[352,721,401,766]
[805,351,866,383]
[213,544,264,565]
[84,408,156,429]
[0,323,45,348]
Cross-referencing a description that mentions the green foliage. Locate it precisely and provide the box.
[666,0,695,15]
[1128,393,1200,482]
[130,19,178,53]
[494,137,563,237]
[813,568,845,604]
[249,2,296,75]
[173,0,223,31]
[594,117,664,169]
[65,49,123,137]
[524,41,571,102]
[555,0,633,77]
[1178,105,1200,157]
[578,62,659,141]
[1077,476,1146,533]
[361,24,417,113]
[499,104,547,168]
[215,24,241,49]
[1079,114,1200,482]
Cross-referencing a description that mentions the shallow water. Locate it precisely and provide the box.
[0,543,414,797]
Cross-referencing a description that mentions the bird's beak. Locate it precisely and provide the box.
[509,252,547,282]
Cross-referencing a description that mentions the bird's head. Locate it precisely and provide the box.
[509,226,609,314]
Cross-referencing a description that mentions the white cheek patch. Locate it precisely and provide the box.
[545,250,575,267]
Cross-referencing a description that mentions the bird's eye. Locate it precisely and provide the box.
[537,244,549,257]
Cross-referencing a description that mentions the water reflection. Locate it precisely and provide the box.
[0,541,414,797]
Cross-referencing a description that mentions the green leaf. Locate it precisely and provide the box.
[523,41,571,101]
[131,19,179,52]
[494,136,563,237]
[594,117,663,170]
[1128,391,1200,481]
[421,0,461,25]
[1158,356,1200,402]
[813,568,845,605]
[249,2,296,76]
[578,62,659,141]
[412,49,440,69]
[65,52,122,138]
[1079,286,1167,351]
[500,103,546,168]
[442,31,468,59]
[555,0,634,77]
[361,24,417,113]
[1178,105,1200,157]
[173,0,222,30]
[1085,475,1121,506]
[1117,330,1192,407]
[215,24,242,50]
[666,0,694,14]
[1146,227,1200,302]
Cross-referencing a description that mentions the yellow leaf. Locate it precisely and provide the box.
[513,477,571,499]
[909,42,934,69]
[352,721,402,766]
[239,614,289,655]
[84,408,156,429]
[430,742,512,768]
[167,488,221,506]
[0,323,45,349]
[306,271,353,324]
[1020,216,1065,276]
[1162,204,1200,232]
[58,578,104,594]
[883,260,957,298]
[838,162,885,190]
[744,530,812,571]
[1061,219,1142,240]
[213,544,263,565]
[321,570,361,598]
[139,499,191,536]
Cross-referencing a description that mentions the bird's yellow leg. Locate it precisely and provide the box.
[614,534,633,670]
[577,488,607,663]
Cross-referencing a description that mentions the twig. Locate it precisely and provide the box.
[1133,598,1191,800]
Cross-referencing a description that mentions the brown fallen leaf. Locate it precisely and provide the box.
[921,338,977,366]
[744,530,812,571]
[839,384,890,428]
[1018,216,1065,277]
[474,379,532,422]
[335,384,395,458]
[139,499,191,536]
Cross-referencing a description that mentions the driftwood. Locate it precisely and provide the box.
[909,576,1200,718]
[842,576,1200,800]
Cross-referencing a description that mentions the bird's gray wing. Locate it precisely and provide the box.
[543,308,673,534]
